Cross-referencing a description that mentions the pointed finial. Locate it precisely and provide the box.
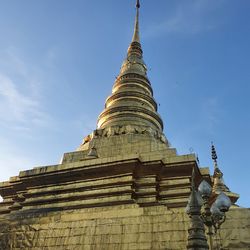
[196,154,200,165]
[136,0,140,8]
[211,142,218,164]
[186,168,209,249]
[132,0,140,43]
[87,146,98,158]
[87,143,98,158]
[188,168,201,211]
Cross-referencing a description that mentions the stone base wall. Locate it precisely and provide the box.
[0,205,249,250]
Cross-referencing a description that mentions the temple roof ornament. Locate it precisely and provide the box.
[211,143,230,193]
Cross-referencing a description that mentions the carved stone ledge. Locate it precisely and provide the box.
[81,125,168,146]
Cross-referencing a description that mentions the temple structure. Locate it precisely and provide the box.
[0,1,249,249]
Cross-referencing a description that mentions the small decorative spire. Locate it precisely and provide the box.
[211,142,218,166]
[132,0,140,43]
[196,154,200,165]
[136,0,140,8]
[209,143,239,204]
[87,143,98,158]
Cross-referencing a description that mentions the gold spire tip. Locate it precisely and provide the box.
[131,0,140,43]
[136,0,140,9]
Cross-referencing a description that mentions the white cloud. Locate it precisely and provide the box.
[144,0,225,38]
[0,73,51,129]
[0,74,37,121]
[0,48,52,130]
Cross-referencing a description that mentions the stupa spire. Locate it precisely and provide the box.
[96,0,164,134]
[211,143,230,193]
[207,143,239,204]
[132,0,140,43]
[76,0,168,153]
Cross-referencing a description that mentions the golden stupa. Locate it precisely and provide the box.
[0,1,249,249]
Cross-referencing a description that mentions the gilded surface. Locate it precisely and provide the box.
[0,2,247,250]
[96,3,163,133]
[0,206,249,250]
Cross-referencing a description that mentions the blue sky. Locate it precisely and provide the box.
[0,0,249,207]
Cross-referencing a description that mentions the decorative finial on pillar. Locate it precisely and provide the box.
[186,168,209,250]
